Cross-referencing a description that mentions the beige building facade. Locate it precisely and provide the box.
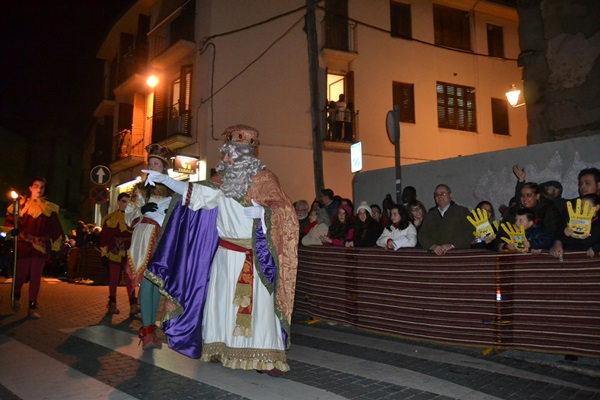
[85,0,525,218]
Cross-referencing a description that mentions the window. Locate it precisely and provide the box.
[491,98,509,135]
[392,81,415,123]
[436,82,477,132]
[487,24,504,58]
[390,1,412,39]
[324,0,349,51]
[326,71,355,142]
[433,5,471,51]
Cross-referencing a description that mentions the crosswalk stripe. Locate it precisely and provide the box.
[293,324,600,393]
[0,336,137,400]
[69,325,348,400]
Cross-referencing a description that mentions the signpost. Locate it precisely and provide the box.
[386,105,402,204]
[89,186,110,205]
[90,165,111,185]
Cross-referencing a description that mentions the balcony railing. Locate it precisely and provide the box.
[323,105,359,143]
[321,18,358,53]
[113,129,145,162]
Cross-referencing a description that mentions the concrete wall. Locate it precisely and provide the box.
[353,135,600,214]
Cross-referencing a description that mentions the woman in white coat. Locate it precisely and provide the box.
[377,204,417,250]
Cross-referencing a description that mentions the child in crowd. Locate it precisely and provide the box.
[499,208,552,253]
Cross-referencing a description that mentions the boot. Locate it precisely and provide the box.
[139,324,162,350]
[129,297,140,316]
[107,296,120,314]
[28,301,41,319]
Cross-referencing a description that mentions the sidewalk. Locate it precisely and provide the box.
[0,278,599,400]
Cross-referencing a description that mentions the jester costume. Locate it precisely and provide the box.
[6,197,64,314]
[99,206,135,313]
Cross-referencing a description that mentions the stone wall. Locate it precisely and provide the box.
[517,0,600,143]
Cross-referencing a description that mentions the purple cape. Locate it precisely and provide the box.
[145,197,219,358]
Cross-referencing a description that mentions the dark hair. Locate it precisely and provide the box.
[578,167,600,184]
[581,193,600,207]
[117,192,130,201]
[321,189,334,200]
[370,204,382,213]
[475,201,495,219]
[387,204,410,231]
[516,207,535,222]
[26,176,47,198]
[28,176,47,187]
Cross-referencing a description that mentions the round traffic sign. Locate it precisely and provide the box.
[90,165,111,185]
[89,185,110,205]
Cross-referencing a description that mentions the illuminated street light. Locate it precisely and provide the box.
[505,84,525,108]
[147,75,159,88]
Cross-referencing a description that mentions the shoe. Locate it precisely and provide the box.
[139,325,162,350]
[107,300,120,314]
[265,368,284,378]
[28,302,40,319]
[129,303,140,315]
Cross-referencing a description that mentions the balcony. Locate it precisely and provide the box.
[109,129,146,173]
[150,39,195,70]
[320,18,358,71]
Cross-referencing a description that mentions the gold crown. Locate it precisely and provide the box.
[146,143,174,165]
[223,125,260,148]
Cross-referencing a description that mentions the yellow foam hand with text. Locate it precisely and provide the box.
[467,208,496,241]
[566,198,595,239]
[500,222,527,253]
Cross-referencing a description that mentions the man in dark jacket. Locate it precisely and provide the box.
[418,184,473,255]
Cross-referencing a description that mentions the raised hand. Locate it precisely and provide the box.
[501,222,527,253]
[467,208,496,242]
[566,198,595,239]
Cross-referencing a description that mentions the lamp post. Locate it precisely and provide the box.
[9,190,19,307]
[505,84,525,108]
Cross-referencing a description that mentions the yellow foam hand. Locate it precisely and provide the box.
[566,198,595,239]
[500,222,527,253]
[467,208,496,241]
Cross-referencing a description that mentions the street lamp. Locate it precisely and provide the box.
[505,84,525,108]
[146,75,159,88]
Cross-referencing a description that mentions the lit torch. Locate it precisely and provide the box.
[9,190,19,307]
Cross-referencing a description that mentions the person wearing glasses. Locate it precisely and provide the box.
[418,184,472,255]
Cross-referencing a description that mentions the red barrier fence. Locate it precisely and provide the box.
[294,246,600,358]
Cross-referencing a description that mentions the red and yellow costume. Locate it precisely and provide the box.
[100,208,135,306]
[6,197,64,305]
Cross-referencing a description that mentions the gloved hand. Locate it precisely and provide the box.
[142,170,167,186]
[467,208,496,241]
[500,222,527,253]
[141,202,158,214]
[141,170,189,195]
[10,228,19,237]
[101,256,109,267]
[244,199,267,233]
[244,199,264,219]
[566,198,595,239]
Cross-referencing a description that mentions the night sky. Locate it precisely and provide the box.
[1,1,135,135]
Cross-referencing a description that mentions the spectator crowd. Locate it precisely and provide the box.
[294,166,600,259]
